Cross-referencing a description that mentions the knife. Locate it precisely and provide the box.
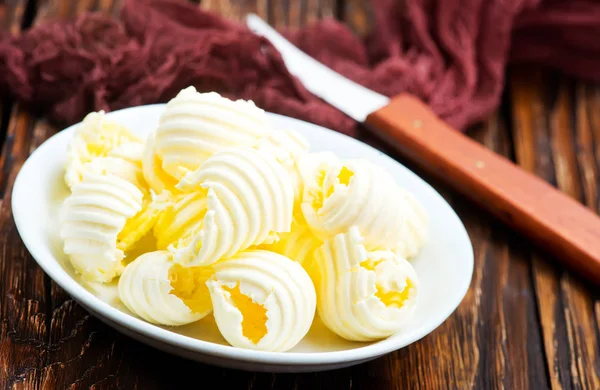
[246,14,600,284]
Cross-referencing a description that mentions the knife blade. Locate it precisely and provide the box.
[246,14,600,284]
[246,14,389,123]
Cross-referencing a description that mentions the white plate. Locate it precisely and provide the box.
[12,104,473,373]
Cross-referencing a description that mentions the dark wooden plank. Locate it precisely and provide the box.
[585,86,600,339]
[0,0,29,36]
[108,0,123,17]
[574,84,598,214]
[270,0,291,28]
[199,0,336,27]
[0,2,48,388]
[510,69,567,390]
[0,0,31,158]
[550,81,600,390]
[342,0,371,36]
[470,114,550,390]
[304,0,335,24]
[0,105,49,389]
[33,0,73,23]
[270,0,336,28]
[200,0,269,22]
[509,67,600,390]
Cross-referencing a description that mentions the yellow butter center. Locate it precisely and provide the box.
[360,259,413,308]
[169,263,213,314]
[153,153,178,189]
[374,279,414,308]
[223,283,268,344]
[337,166,354,186]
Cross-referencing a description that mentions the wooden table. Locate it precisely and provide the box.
[1,1,599,389]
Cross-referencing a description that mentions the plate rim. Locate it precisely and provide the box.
[11,104,474,366]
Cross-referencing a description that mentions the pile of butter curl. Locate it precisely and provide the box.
[59,86,429,352]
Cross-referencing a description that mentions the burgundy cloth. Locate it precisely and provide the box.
[1,0,600,136]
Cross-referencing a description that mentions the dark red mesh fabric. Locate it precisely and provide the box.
[1,0,599,136]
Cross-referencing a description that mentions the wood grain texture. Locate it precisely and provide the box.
[342,0,371,36]
[574,84,600,213]
[200,0,269,22]
[467,113,550,390]
[0,0,30,36]
[0,3,47,388]
[1,1,600,389]
[509,67,600,390]
[586,86,600,346]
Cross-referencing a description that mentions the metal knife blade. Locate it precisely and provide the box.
[246,14,389,123]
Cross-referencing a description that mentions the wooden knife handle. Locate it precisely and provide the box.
[366,94,600,284]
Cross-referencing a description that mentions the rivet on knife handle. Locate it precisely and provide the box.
[366,94,600,284]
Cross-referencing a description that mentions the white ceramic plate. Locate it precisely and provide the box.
[12,104,473,373]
